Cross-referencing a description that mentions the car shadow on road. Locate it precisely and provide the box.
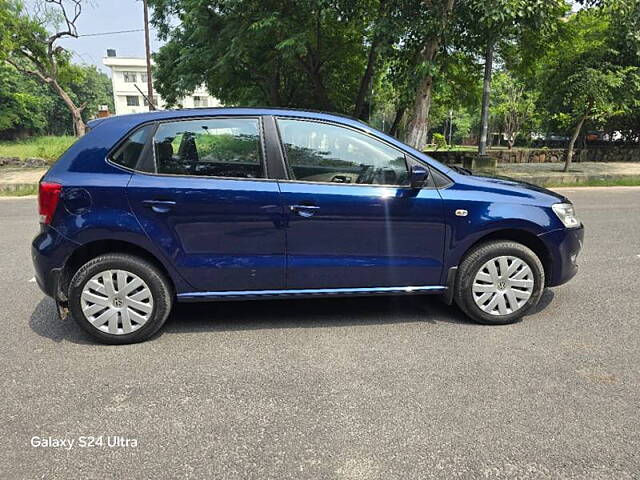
[29,297,95,345]
[29,289,555,344]
[161,294,474,337]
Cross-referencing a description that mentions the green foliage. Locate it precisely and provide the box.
[1,0,638,149]
[0,63,52,136]
[0,61,113,138]
[431,133,447,150]
[0,0,99,135]
[538,7,639,132]
[195,134,260,163]
[149,0,380,113]
[490,71,537,146]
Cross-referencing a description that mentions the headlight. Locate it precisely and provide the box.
[552,203,580,228]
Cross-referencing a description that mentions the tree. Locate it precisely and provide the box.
[455,0,568,156]
[539,7,638,171]
[403,0,456,149]
[0,0,89,136]
[45,64,114,135]
[149,0,401,120]
[0,60,113,138]
[490,71,536,149]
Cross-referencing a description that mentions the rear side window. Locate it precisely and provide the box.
[153,118,264,178]
[110,125,154,170]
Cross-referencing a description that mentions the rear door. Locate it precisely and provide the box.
[274,117,446,289]
[126,116,286,293]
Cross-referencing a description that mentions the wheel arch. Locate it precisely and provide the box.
[460,228,552,284]
[58,239,177,301]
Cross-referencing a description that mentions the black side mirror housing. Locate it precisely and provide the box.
[410,164,429,188]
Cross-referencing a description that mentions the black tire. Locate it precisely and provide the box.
[68,253,173,344]
[454,241,544,325]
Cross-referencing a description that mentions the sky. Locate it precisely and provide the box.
[55,0,164,76]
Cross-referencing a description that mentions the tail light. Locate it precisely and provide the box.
[38,182,62,225]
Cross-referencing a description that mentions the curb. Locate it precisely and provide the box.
[500,173,640,186]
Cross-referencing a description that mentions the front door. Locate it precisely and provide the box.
[127,116,286,292]
[275,118,445,289]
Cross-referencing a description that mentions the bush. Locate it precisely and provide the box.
[432,133,447,151]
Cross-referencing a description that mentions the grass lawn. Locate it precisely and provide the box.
[0,136,76,163]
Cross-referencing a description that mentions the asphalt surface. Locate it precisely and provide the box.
[1,187,639,479]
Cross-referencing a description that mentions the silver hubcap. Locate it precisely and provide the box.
[80,269,153,335]
[472,256,534,316]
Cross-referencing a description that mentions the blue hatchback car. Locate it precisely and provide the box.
[32,108,584,343]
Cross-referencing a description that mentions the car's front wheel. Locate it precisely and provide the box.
[68,254,173,344]
[454,241,545,325]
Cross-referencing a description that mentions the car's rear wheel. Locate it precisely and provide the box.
[454,241,545,325]
[68,254,173,344]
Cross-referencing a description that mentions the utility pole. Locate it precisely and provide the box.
[142,0,155,111]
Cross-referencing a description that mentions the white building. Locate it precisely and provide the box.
[103,51,220,115]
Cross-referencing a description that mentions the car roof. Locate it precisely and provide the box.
[87,107,367,131]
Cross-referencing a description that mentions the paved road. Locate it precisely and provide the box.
[1,188,639,479]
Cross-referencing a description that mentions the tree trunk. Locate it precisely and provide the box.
[71,109,86,137]
[50,79,86,136]
[478,37,495,156]
[389,106,406,137]
[404,0,455,150]
[565,115,587,172]
[353,0,388,119]
[353,38,380,120]
[270,64,282,106]
[405,57,435,149]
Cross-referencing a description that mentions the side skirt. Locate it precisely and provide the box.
[177,285,447,302]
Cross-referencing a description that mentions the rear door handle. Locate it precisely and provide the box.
[289,204,320,218]
[142,200,176,213]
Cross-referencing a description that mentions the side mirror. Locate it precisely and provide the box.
[410,164,429,188]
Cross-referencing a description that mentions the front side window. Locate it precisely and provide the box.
[277,119,408,185]
[110,125,154,170]
[126,95,140,106]
[123,72,137,83]
[153,118,264,178]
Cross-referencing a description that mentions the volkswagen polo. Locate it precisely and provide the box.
[32,108,584,344]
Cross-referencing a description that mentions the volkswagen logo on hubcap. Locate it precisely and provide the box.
[112,297,124,308]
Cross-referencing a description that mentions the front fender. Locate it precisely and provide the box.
[439,194,560,282]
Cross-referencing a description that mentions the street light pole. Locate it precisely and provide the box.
[143,0,155,111]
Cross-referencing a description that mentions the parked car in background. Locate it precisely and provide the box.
[32,108,584,343]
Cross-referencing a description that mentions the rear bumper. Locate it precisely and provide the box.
[31,226,79,298]
[538,225,584,287]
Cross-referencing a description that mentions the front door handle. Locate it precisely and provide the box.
[142,200,176,213]
[289,204,320,218]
